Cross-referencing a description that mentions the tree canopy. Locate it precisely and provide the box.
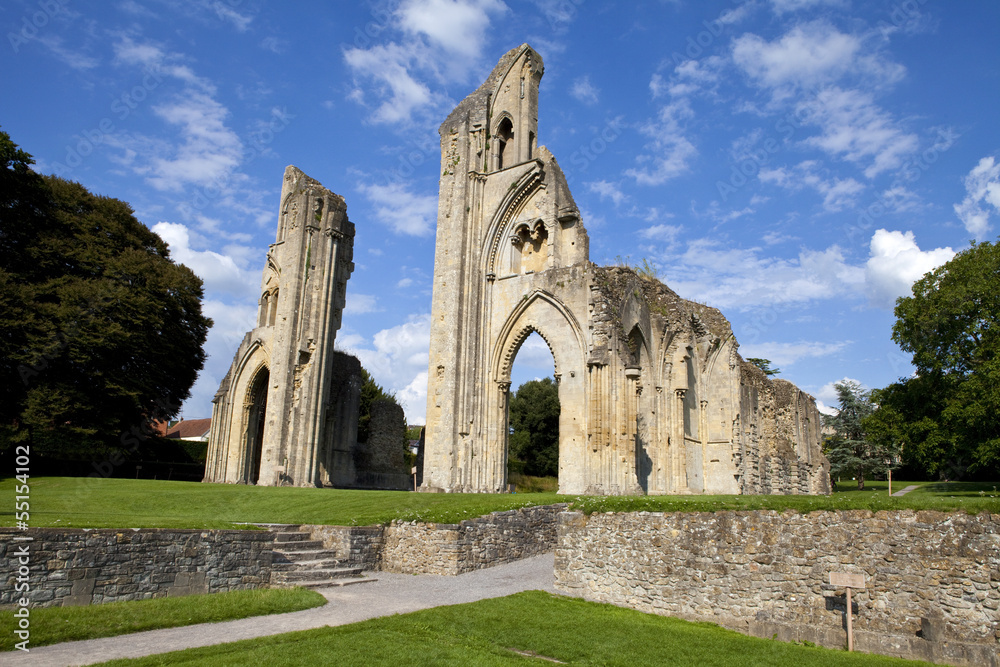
[865,241,1000,479]
[746,358,780,376]
[823,380,897,490]
[508,378,560,478]
[1,129,212,457]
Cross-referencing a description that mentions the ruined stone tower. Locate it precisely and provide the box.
[422,44,830,495]
[204,166,357,487]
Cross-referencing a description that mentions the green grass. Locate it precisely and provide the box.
[2,477,997,530]
[93,590,932,666]
[0,587,325,651]
[0,477,564,529]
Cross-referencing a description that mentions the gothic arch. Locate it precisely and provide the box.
[482,165,545,278]
[492,290,585,381]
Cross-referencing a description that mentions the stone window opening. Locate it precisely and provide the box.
[496,117,514,170]
[267,289,279,326]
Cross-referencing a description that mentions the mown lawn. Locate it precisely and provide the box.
[1,477,997,530]
[95,591,933,667]
[0,587,325,651]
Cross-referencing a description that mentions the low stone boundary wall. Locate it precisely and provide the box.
[555,509,1000,667]
[0,528,273,608]
[304,503,566,575]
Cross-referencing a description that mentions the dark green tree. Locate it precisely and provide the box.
[1,130,212,457]
[866,240,1000,478]
[746,358,780,376]
[356,367,397,444]
[823,380,898,490]
[508,377,560,477]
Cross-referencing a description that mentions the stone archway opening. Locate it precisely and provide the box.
[244,366,269,484]
[506,332,559,491]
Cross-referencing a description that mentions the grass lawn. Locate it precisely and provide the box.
[94,591,932,666]
[1,477,997,530]
[0,587,325,651]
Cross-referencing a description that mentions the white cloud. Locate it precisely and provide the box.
[398,0,507,59]
[864,229,955,307]
[740,340,849,368]
[152,222,258,300]
[759,161,864,212]
[769,0,847,14]
[655,240,865,311]
[733,22,860,90]
[213,2,253,31]
[571,76,600,105]
[638,224,682,244]
[954,156,1000,238]
[627,100,697,185]
[813,376,865,416]
[341,314,432,423]
[797,87,918,178]
[343,0,507,125]
[357,181,438,236]
[345,293,380,315]
[146,92,243,191]
[587,180,626,206]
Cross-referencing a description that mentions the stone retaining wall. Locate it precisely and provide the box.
[0,528,273,608]
[555,509,1000,667]
[305,504,566,575]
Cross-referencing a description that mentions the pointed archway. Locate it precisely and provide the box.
[243,366,269,484]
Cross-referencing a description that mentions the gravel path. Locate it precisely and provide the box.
[8,552,559,667]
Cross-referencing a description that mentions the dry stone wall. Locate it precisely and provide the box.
[0,528,273,608]
[305,504,566,575]
[555,509,1000,667]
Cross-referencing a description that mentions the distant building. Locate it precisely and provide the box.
[165,418,212,442]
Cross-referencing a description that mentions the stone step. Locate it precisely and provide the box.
[272,549,342,564]
[274,532,313,543]
[274,566,365,583]
[291,576,377,590]
[272,558,343,572]
[272,539,325,551]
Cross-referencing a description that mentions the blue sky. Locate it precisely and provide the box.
[3,0,998,423]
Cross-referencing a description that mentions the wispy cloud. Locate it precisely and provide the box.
[954,156,1000,238]
[571,75,599,105]
[357,181,438,236]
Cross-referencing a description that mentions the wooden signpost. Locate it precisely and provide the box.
[830,572,866,651]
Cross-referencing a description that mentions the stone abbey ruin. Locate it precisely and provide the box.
[204,166,406,488]
[206,43,829,496]
[420,44,829,495]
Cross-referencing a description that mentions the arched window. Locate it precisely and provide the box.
[496,117,514,170]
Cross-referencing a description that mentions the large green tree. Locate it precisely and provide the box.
[865,241,1000,479]
[1,130,212,457]
[823,380,898,490]
[508,378,560,478]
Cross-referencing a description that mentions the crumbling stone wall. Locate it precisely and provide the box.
[0,528,273,607]
[555,510,1000,667]
[303,504,566,575]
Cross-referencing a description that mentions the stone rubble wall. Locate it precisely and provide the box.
[555,509,1000,667]
[0,528,273,608]
[306,504,567,575]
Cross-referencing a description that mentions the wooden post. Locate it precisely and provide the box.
[830,572,865,652]
[846,585,854,651]
[888,468,892,496]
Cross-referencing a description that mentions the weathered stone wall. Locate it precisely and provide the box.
[305,504,566,575]
[0,528,273,608]
[555,510,1000,667]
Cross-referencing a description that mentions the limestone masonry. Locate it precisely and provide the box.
[202,166,408,489]
[422,43,829,495]
[555,509,1000,666]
